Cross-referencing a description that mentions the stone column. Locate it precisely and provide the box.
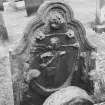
[95,0,105,24]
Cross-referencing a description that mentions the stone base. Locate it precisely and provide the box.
[93,24,105,33]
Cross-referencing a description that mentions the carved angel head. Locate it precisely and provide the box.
[46,11,66,30]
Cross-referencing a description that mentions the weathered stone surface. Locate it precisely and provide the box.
[9,0,96,105]
[0,47,14,105]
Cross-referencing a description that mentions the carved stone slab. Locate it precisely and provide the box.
[9,0,96,105]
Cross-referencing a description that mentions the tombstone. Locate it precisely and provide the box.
[9,0,96,105]
[24,0,43,16]
[0,0,4,11]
